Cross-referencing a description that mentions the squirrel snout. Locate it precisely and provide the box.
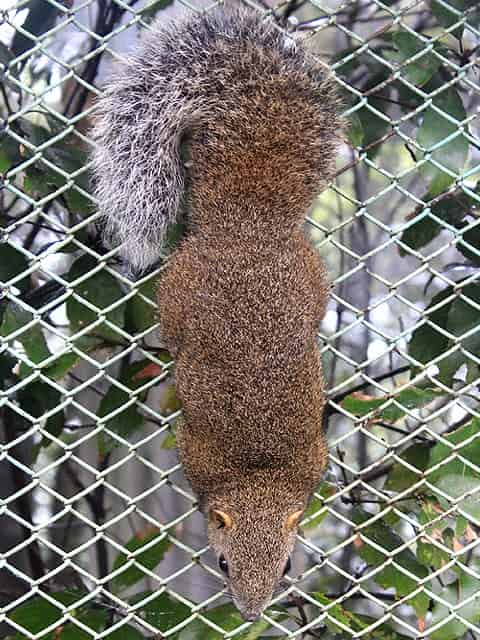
[241,609,262,622]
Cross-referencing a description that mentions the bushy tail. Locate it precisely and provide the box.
[91,7,342,273]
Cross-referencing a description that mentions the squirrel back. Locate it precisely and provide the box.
[92,7,342,622]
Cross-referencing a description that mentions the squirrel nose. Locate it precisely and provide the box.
[242,611,262,622]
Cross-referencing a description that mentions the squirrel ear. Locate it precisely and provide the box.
[209,509,232,529]
[286,510,304,531]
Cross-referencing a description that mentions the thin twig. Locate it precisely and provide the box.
[328,365,411,407]
[3,408,45,580]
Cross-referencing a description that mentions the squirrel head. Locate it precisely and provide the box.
[204,480,306,621]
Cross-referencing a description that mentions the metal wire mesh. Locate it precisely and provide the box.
[1,0,480,638]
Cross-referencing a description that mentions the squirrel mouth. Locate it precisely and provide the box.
[232,595,267,622]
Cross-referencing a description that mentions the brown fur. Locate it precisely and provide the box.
[92,6,342,619]
[156,11,341,619]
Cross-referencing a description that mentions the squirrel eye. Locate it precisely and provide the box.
[283,556,292,576]
[218,554,229,576]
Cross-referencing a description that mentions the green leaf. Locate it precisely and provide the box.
[177,603,284,640]
[433,189,478,221]
[125,275,157,334]
[355,99,390,159]
[431,0,466,39]
[428,570,480,639]
[353,509,430,617]
[43,337,102,381]
[8,592,112,640]
[139,0,174,22]
[407,277,480,385]
[311,595,411,638]
[341,387,442,423]
[18,380,64,445]
[130,591,191,633]
[0,131,22,174]
[18,117,93,217]
[158,381,181,416]
[98,393,142,455]
[111,528,171,592]
[66,255,126,342]
[379,387,442,423]
[396,79,427,112]
[8,592,81,638]
[161,431,177,449]
[108,626,145,640]
[97,360,152,455]
[455,515,469,537]
[341,393,386,417]
[55,607,108,640]
[0,304,51,367]
[399,215,444,255]
[417,88,469,196]
[457,223,480,265]
[23,160,91,218]
[347,111,364,147]
[416,540,448,572]
[416,500,455,571]
[399,191,474,254]
[351,615,413,639]
[385,443,431,493]
[334,47,363,78]
[438,282,480,384]
[353,70,392,159]
[302,482,337,529]
[313,592,365,635]
[393,32,441,87]
[43,353,82,381]
[9,596,62,637]
[427,418,480,521]
[419,499,450,532]
[0,244,30,292]
[408,285,453,369]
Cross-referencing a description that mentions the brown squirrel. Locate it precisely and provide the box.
[92,6,342,621]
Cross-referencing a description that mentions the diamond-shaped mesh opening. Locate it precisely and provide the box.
[1,0,480,638]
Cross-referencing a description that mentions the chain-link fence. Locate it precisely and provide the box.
[1,0,480,638]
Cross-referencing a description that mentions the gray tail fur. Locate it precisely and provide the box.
[91,8,341,273]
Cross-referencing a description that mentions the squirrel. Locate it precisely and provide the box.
[91,6,342,622]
